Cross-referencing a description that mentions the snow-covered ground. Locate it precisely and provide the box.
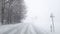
[0,22,60,34]
[0,23,49,34]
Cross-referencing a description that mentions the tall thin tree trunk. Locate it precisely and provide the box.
[7,0,13,24]
[1,0,5,24]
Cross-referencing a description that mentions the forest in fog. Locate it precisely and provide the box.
[0,0,26,24]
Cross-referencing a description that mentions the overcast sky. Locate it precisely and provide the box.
[24,0,60,33]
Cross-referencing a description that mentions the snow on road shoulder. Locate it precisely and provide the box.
[0,23,21,34]
[0,23,49,34]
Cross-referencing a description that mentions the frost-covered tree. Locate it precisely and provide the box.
[0,0,26,24]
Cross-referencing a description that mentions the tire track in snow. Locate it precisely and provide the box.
[31,24,44,34]
[24,24,30,34]
[28,24,37,34]
[24,23,37,34]
[14,23,29,34]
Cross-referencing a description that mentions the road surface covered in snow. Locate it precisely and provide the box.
[0,23,48,34]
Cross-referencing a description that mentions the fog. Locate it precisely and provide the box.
[24,0,60,33]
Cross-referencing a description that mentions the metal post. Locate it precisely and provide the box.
[50,13,55,32]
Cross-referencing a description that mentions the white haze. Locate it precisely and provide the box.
[24,0,60,33]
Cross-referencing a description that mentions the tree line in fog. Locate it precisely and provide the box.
[0,0,26,24]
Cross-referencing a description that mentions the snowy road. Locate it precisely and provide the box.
[0,23,47,34]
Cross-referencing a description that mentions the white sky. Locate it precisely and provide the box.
[24,0,49,23]
[24,0,60,33]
